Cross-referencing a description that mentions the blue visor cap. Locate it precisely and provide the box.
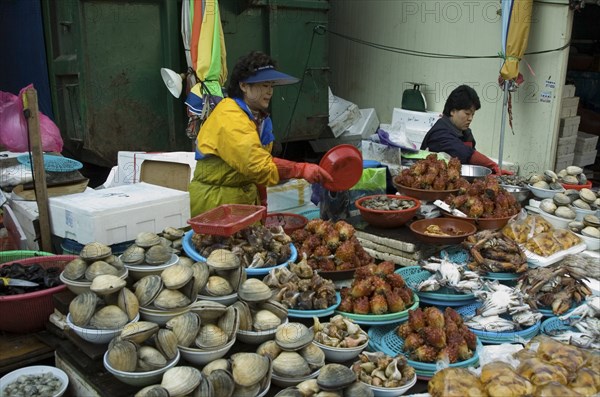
[241,65,300,86]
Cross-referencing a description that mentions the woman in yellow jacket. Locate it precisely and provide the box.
[189,51,333,217]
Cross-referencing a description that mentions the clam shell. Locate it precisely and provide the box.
[193,377,213,397]
[568,221,585,233]
[118,287,140,321]
[344,381,375,397]
[564,189,581,202]
[561,175,579,185]
[153,289,191,310]
[549,182,564,191]
[232,383,261,397]
[258,300,288,321]
[134,275,164,307]
[85,260,119,281]
[566,166,583,175]
[238,278,272,302]
[80,242,112,262]
[161,366,201,397]
[201,358,230,377]
[544,170,558,183]
[539,199,557,214]
[104,255,124,271]
[163,226,184,240]
[572,199,592,210]
[528,174,543,184]
[206,369,235,397]
[299,343,325,370]
[253,310,282,331]
[272,351,311,377]
[275,322,314,351]
[578,173,588,185]
[121,245,146,265]
[228,265,247,291]
[317,363,357,391]
[554,206,576,220]
[166,312,201,348]
[256,340,282,360]
[89,305,129,330]
[135,232,161,248]
[145,245,172,266]
[177,256,194,267]
[581,227,600,238]
[580,188,596,204]
[557,169,568,178]
[134,385,170,397]
[190,300,228,322]
[63,257,88,281]
[161,264,193,290]
[90,274,126,296]
[217,306,239,339]
[583,215,600,228]
[553,193,571,206]
[231,352,270,387]
[195,324,228,348]
[137,346,167,371]
[231,300,253,331]
[156,329,179,360]
[532,181,550,190]
[203,276,233,296]
[69,291,98,327]
[121,321,159,344]
[107,340,138,372]
[206,249,240,270]
[179,277,199,303]
[188,261,210,292]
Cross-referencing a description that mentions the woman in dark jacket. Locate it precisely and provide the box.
[420,85,510,175]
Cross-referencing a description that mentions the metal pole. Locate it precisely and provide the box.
[498,80,509,171]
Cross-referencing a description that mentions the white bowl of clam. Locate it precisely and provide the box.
[310,315,369,363]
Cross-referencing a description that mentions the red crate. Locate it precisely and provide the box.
[187,204,266,236]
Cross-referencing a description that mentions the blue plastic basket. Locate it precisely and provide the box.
[538,303,578,318]
[482,271,521,281]
[17,153,83,172]
[418,296,478,308]
[182,230,296,276]
[395,266,476,302]
[540,316,579,336]
[334,294,420,326]
[287,293,341,319]
[455,302,541,344]
[440,246,470,264]
[299,208,321,220]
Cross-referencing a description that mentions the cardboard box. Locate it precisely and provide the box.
[49,182,190,245]
[115,151,196,186]
[556,135,577,156]
[267,179,312,212]
[560,97,580,118]
[555,153,575,173]
[559,116,581,138]
[343,108,380,139]
[575,131,599,154]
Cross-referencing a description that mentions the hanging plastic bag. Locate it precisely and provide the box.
[348,167,387,216]
[0,85,63,153]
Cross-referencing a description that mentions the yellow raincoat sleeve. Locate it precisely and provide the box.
[197,98,280,186]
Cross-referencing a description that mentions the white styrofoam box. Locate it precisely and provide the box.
[3,205,28,250]
[267,179,312,213]
[309,135,362,153]
[555,153,576,172]
[560,97,579,118]
[328,88,362,138]
[115,151,196,185]
[573,150,598,167]
[7,196,41,250]
[391,108,440,131]
[562,84,576,98]
[49,182,190,245]
[575,131,599,153]
[343,108,380,139]
[559,116,581,138]
[556,135,577,156]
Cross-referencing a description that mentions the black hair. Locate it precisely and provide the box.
[443,85,481,117]
[227,51,277,99]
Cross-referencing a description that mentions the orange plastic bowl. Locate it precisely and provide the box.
[392,176,459,202]
[561,181,592,191]
[319,144,363,192]
[355,195,421,228]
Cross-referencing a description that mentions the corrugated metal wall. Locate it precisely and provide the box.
[329,0,573,172]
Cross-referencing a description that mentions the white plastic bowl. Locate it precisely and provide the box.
[537,210,571,230]
[271,369,320,388]
[196,292,239,306]
[362,373,417,397]
[138,305,190,326]
[0,365,69,397]
[59,267,128,295]
[123,254,179,280]
[237,318,289,345]
[527,184,564,199]
[572,205,597,222]
[576,232,600,251]
[66,312,140,344]
[103,349,180,387]
[312,333,369,363]
[177,336,236,365]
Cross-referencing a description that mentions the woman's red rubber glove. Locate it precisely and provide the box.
[469,150,499,174]
[273,158,333,185]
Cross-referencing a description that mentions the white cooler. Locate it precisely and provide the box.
[49,182,190,245]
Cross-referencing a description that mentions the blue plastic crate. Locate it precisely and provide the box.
[17,153,83,172]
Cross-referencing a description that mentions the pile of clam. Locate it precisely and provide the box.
[69,277,139,330]
[351,351,416,389]
[569,215,600,239]
[263,258,337,311]
[232,278,289,342]
[62,242,126,284]
[134,366,201,397]
[106,320,178,373]
[276,364,375,397]
[121,229,183,268]
[197,249,247,300]
[313,315,368,349]
[256,322,325,381]
[556,166,590,186]
[528,170,566,191]
[539,188,599,221]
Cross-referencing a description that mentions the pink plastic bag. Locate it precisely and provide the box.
[0,84,63,152]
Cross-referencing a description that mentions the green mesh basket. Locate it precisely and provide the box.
[0,250,54,264]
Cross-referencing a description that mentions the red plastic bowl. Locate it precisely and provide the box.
[441,211,518,231]
[355,195,421,228]
[319,144,363,192]
[265,213,309,235]
[392,177,459,202]
[187,204,266,236]
[561,181,592,191]
[409,218,477,245]
[0,255,77,333]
